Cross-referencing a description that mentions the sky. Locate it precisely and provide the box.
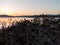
[0,0,60,16]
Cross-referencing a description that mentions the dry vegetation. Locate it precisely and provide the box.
[0,17,60,45]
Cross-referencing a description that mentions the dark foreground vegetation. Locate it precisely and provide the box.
[0,17,60,45]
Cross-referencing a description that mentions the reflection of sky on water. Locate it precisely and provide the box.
[0,18,34,29]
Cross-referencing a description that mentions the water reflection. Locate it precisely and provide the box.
[0,17,34,29]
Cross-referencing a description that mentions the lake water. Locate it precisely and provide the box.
[0,17,57,29]
[0,17,34,29]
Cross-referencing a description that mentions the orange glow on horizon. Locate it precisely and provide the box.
[0,10,60,16]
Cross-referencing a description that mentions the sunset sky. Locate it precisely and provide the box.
[0,0,60,16]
